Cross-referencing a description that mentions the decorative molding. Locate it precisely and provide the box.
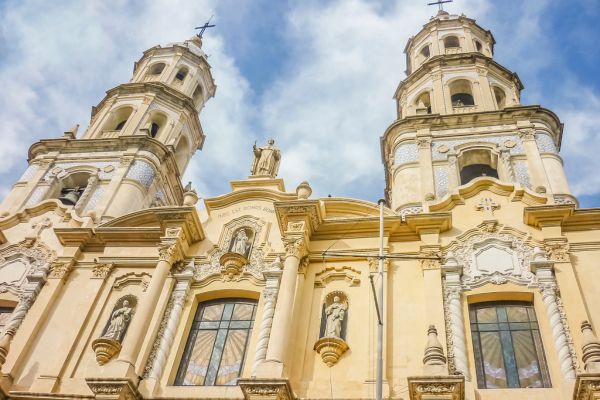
[112,272,151,292]
[313,336,349,367]
[238,378,294,400]
[407,376,464,400]
[85,378,141,400]
[48,262,73,279]
[314,265,361,287]
[282,235,307,260]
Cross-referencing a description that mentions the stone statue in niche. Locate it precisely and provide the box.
[91,295,137,365]
[314,291,349,367]
[102,299,134,342]
[229,228,253,258]
[319,291,348,340]
[325,296,346,338]
[251,139,281,177]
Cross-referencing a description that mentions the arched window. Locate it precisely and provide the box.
[449,79,475,107]
[458,148,498,185]
[470,302,551,389]
[175,66,188,82]
[493,86,506,109]
[175,299,257,386]
[444,35,460,49]
[414,92,432,115]
[103,106,134,133]
[147,112,167,139]
[148,63,166,76]
[420,45,430,59]
[475,40,483,53]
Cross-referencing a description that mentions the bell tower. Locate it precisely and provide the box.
[381,10,574,215]
[1,35,215,221]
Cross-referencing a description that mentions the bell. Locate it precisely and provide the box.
[58,190,81,206]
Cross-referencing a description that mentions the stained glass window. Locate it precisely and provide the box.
[175,299,257,386]
[0,307,13,335]
[470,302,551,389]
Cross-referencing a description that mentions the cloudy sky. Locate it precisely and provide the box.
[1,0,600,207]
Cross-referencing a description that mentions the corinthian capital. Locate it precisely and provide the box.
[158,239,182,264]
[282,235,307,260]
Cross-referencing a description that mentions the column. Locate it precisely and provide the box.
[534,262,577,380]
[264,235,306,375]
[252,262,283,374]
[144,264,193,384]
[114,232,182,377]
[519,127,551,193]
[442,259,470,380]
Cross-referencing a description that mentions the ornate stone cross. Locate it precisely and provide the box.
[476,197,499,219]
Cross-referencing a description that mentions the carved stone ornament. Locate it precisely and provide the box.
[283,235,307,259]
[314,265,361,287]
[85,378,141,400]
[92,263,114,279]
[91,338,122,366]
[313,336,349,367]
[238,378,294,400]
[48,262,72,279]
[407,376,465,400]
[219,252,248,280]
[573,374,600,400]
[158,240,181,264]
[196,216,267,284]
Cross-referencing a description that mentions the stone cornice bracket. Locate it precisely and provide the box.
[86,378,142,400]
[274,200,323,238]
[238,378,295,400]
[523,204,574,231]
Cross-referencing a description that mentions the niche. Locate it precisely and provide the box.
[228,227,255,259]
[458,149,499,185]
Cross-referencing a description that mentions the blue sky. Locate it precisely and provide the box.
[1,0,600,207]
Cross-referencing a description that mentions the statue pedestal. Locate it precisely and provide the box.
[407,375,465,400]
[313,337,349,367]
[238,378,295,400]
[573,373,600,400]
[219,252,247,280]
[91,338,121,366]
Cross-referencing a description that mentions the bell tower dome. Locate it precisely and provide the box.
[1,35,215,221]
[382,11,574,216]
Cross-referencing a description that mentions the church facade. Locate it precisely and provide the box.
[0,9,599,400]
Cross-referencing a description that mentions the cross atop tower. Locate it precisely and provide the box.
[195,16,215,39]
[427,0,452,11]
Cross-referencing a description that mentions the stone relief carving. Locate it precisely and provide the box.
[314,265,361,287]
[113,272,151,292]
[229,227,254,258]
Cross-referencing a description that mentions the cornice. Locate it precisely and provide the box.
[523,204,575,229]
[397,52,523,99]
[428,178,547,213]
[274,200,323,236]
[204,187,297,213]
[0,199,81,233]
[321,197,396,219]
[405,212,452,234]
[562,208,600,232]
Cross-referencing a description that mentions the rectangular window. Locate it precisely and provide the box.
[470,302,551,389]
[175,299,257,386]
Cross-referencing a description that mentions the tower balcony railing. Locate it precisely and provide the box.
[452,105,478,114]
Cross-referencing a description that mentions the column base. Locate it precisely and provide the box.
[238,378,294,400]
[573,373,600,400]
[86,378,142,400]
[407,375,465,400]
[253,360,285,379]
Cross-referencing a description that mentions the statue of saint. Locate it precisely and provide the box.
[103,299,134,342]
[230,229,250,257]
[324,296,346,338]
[251,139,281,177]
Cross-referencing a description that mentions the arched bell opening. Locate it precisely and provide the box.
[458,149,499,185]
[414,91,432,115]
[493,86,506,109]
[56,172,92,206]
[449,79,475,109]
